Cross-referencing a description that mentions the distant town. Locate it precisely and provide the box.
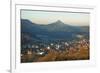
[21,37,89,63]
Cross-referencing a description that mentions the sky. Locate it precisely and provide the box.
[21,10,90,26]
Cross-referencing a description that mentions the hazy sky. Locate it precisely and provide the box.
[21,10,90,26]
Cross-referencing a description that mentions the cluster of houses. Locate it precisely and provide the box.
[21,38,89,60]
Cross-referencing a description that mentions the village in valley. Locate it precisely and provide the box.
[21,37,89,62]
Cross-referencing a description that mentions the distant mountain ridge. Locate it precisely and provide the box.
[21,19,89,43]
[21,19,89,32]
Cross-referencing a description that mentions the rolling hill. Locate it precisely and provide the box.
[21,19,89,43]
